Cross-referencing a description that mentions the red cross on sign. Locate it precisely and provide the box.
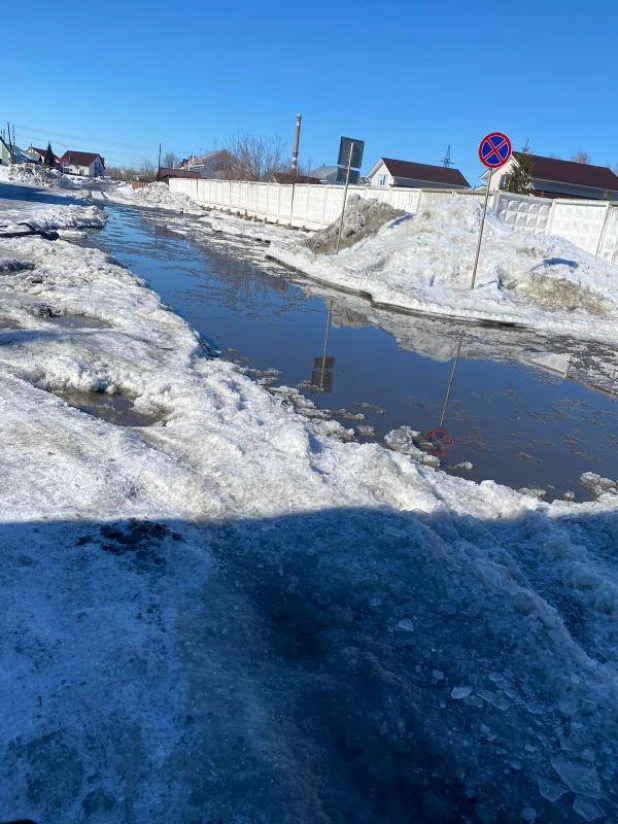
[479,132,512,169]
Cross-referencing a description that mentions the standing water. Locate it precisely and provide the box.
[89,204,618,501]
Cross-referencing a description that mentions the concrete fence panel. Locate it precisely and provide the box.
[493,192,551,234]
[169,178,618,264]
[547,200,609,255]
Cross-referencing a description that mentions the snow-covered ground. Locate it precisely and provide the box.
[2,181,618,822]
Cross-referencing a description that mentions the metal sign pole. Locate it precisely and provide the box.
[470,170,492,289]
[336,142,355,254]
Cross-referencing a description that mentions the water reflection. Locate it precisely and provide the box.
[309,306,335,393]
[423,339,462,459]
[88,206,618,501]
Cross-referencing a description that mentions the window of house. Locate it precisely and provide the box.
[378,174,387,186]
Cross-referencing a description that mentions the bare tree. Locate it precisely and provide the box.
[572,150,590,164]
[140,159,156,179]
[222,132,287,181]
[162,152,178,169]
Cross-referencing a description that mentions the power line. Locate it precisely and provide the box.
[14,123,198,162]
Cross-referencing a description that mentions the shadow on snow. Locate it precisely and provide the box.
[1,505,618,823]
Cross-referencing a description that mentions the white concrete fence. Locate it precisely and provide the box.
[169,177,618,264]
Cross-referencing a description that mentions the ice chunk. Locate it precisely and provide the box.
[580,472,617,498]
[573,796,605,821]
[450,461,473,471]
[384,426,441,467]
[451,686,473,700]
[396,618,415,632]
[538,777,568,803]
[551,758,603,799]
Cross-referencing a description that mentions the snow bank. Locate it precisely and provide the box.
[0,202,106,236]
[271,197,618,345]
[2,201,618,821]
[109,180,205,214]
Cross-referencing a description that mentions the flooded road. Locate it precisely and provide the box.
[90,204,618,500]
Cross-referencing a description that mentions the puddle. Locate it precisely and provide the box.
[58,390,158,427]
[84,205,618,500]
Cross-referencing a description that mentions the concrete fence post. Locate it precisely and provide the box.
[595,202,612,258]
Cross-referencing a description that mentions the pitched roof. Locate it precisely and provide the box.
[516,153,618,192]
[309,166,339,178]
[59,151,103,166]
[271,172,322,184]
[28,147,60,160]
[156,167,200,180]
[378,158,470,187]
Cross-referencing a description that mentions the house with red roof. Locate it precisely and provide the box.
[26,146,61,167]
[367,158,470,190]
[59,150,105,177]
[488,153,618,201]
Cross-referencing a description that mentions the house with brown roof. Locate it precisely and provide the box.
[367,158,470,190]
[488,153,618,201]
[59,150,105,177]
[26,146,61,167]
[156,167,200,184]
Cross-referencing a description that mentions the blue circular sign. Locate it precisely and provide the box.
[479,132,512,169]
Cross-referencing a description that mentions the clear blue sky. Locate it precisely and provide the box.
[3,0,616,185]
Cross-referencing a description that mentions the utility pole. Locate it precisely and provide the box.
[7,122,12,151]
[158,143,162,170]
[291,113,302,177]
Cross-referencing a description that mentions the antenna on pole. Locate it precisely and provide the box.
[442,145,453,168]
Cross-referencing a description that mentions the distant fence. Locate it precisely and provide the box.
[170,178,423,230]
[169,177,618,263]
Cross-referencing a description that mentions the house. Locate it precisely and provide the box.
[26,146,61,167]
[156,167,200,184]
[309,166,339,184]
[308,165,361,185]
[59,151,105,177]
[367,158,470,189]
[486,153,618,201]
[180,150,236,179]
[0,139,31,165]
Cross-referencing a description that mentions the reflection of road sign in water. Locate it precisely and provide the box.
[423,427,454,458]
[479,132,512,169]
[311,356,335,392]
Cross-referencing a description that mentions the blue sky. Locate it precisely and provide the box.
[3,0,616,185]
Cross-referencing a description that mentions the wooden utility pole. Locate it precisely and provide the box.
[158,143,162,170]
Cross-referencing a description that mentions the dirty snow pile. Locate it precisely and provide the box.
[3,197,618,823]
[109,180,205,214]
[306,195,406,254]
[272,196,618,344]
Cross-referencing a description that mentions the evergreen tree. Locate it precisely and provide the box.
[44,142,56,168]
[501,143,534,194]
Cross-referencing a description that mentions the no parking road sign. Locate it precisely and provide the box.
[471,131,512,289]
[479,132,512,169]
